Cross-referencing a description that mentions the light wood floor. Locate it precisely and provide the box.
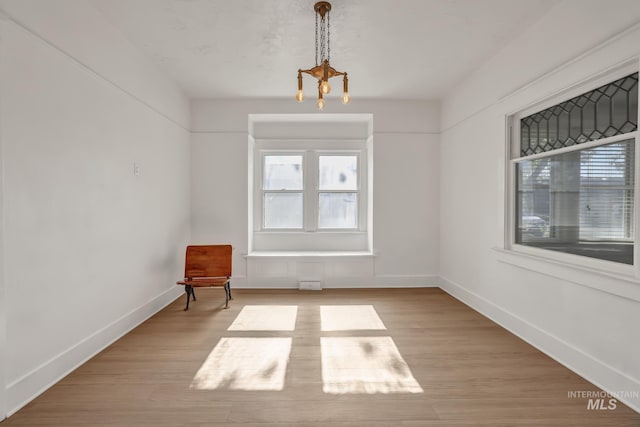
[4,288,639,426]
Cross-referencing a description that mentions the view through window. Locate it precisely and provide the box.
[262,154,360,230]
[514,72,638,265]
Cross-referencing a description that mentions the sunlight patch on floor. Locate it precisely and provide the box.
[320,305,386,331]
[191,337,292,390]
[320,336,423,394]
[227,305,298,331]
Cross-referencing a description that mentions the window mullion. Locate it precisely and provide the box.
[304,150,316,232]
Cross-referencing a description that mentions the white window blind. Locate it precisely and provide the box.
[579,142,634,241]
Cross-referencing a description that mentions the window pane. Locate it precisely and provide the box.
[264,193,303,229]
[516,139,634,264]
[520,73,638,157]
[319,156,358,190]
[264,156,303,190]
[318,193,357,229]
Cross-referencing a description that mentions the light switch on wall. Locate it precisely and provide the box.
[133,162,141,177]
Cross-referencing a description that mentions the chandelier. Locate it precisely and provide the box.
[296,1,350,109]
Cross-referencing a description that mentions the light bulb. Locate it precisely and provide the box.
[341,92,350,104]
[296,89,304,102]
[317,98,326,110]
[320,80,331,94]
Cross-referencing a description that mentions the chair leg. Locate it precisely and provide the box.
[224,282,231,309]
[184,285,195,311]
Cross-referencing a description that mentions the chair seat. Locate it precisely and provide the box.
[177,277,229,287]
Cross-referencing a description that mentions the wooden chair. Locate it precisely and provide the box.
[176,245,232,310]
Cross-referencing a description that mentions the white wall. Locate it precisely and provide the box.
[0,1,191,417]
[0,52,7,416]
[0,0,189,129]
[191,98,440,288]
[440,0,640,411]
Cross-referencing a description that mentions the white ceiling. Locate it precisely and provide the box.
[92,0,559,100]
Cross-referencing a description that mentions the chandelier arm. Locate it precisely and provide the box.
[300,68,318,76]
[300,67,346,79]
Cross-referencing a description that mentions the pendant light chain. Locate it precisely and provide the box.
[315,12,319,66]
[327,11,330,63]
[319,14,327,63]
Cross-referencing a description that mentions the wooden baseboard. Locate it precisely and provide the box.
[231,275,439,289]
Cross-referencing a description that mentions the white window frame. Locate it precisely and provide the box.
[314,151,363,231]
[505,63,640,277]
[260,150,306,231]
[252,139,369,252]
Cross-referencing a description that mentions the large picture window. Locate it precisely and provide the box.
[511,71,638,266]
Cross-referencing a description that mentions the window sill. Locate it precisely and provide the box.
[246,251,375,258]
[254,230,367,234]
[492,246,640,302]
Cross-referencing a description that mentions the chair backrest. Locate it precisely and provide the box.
[184,245,232,279]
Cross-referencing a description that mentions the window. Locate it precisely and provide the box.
[318,155,358,229]
[263,155,304,229]
[260,152,362,231]
[510,71,638,266]
[252,138,370,253]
